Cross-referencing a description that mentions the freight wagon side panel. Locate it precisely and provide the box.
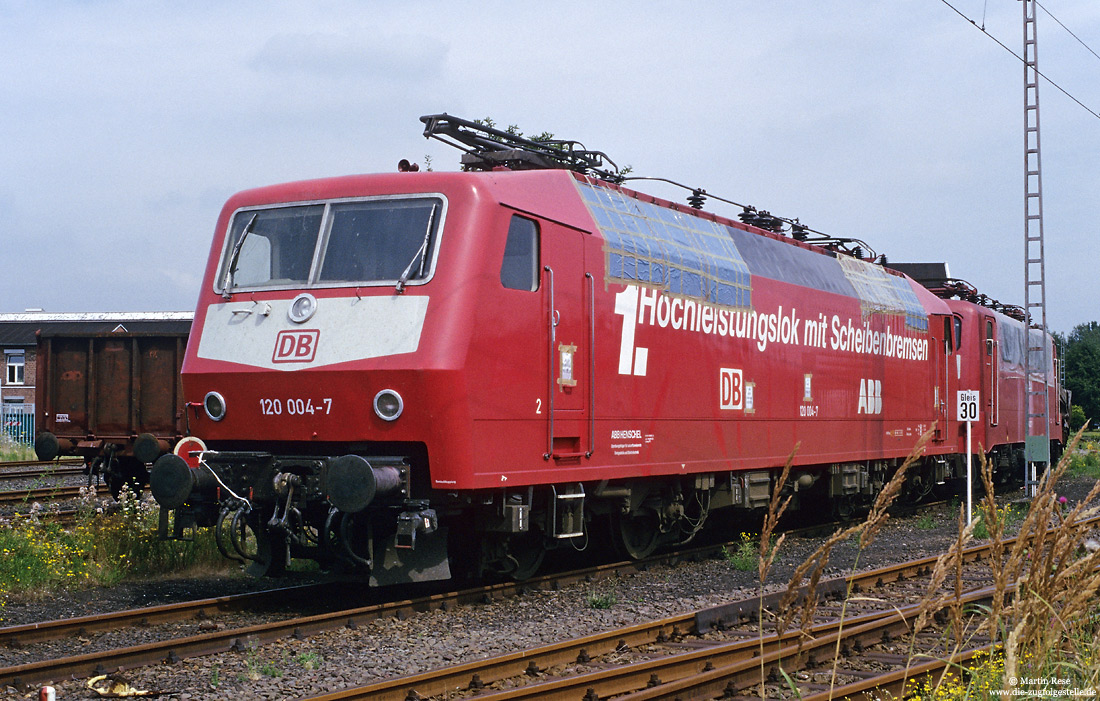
[136,336,187,435]
[39,336,93,436]
[38,332,188,443]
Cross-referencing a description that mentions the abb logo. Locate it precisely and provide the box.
[273,329,320,363]
[857,378,882,414]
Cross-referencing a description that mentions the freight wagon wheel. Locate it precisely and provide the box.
[611,509,662,560]
[106,456,148,500]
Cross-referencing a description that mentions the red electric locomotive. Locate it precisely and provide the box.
[150,115,1064,584]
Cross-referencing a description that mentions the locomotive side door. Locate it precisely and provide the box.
[983,315,999,427]
[933,315,950,442]
[540,220,590,460]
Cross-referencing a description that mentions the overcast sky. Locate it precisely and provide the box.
[1,1,1096,333]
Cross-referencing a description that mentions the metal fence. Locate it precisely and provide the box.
[1,403,34,444]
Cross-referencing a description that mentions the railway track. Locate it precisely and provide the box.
[0,458,83,471]
[294,541,1001,700]
[295,506,1099,701]
[0,541,749,690]
[0,465,85,481]
[0,504,1028,694]
[0,484,105,506]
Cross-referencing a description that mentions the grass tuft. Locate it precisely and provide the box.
[0,435,35,462]
[0,486,228,610]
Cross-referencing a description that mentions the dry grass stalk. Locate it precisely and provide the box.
[823,429,932,697]
[913,509,977,635]
[778,522,862,639]
[859,429,932,550]
[949,504,968,643]
[955,426,1100,691]
[758,446,796,585]
[756,444,796,697]
[999,430,1100,661]
[778,429,932,640]
[977,449,1009,627]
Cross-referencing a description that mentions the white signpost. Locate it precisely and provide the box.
[957,390,980,524]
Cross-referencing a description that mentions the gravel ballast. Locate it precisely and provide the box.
[5,472,1098,700]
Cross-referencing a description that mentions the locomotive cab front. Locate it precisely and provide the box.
[152,177,480,584]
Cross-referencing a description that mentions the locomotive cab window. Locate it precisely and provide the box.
[219,205,324,291]
[217,196,444,294]
[318,199,440,284]
[499,215,539,292]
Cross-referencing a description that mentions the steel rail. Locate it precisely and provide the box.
[0,511,971,692]
[608,588,997,701]
[4,502,1072,693]
[799,646,989,701]
[0,465,85,481]
[0,484,105,506]
[296,543,1004,700]
[0,583,335,648]
[298,514,1100,700]
[0,458,83,470]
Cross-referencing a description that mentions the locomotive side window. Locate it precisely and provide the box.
[220,205,324,290]
[499,215,539,292]
[986,320,994,356]
[319,198,441,284]
[954,316,963,350]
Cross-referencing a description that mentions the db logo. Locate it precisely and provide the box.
[273,329,320,363]
[720,368,743,410]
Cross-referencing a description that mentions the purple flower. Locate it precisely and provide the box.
[1059,496,1068,505]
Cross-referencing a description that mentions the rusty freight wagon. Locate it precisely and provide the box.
[34,314,193,496]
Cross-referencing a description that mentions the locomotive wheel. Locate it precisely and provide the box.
[215,508,247,563]
[612,509,661,560]
[505,532,545,581]
[832,495,855,521]
[238,512,286,577]
[900,464,934,504]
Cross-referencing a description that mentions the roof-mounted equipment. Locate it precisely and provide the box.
[420,113,621,181]
[419,114,886,265]
[885,263,1027,321]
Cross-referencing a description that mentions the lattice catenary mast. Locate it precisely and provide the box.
[1022,0,1051,497]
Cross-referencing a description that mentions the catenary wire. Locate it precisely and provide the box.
[1036,0,1100,65]
[937,0,1100,122]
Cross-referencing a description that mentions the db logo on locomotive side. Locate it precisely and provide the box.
[273,329,320,363]
[719,368,743,410]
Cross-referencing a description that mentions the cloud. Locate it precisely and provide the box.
[249,31,448,83]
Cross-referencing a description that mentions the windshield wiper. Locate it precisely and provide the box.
[396,204,438,294]
[222,213,259,300]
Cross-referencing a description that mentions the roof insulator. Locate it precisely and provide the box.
[687,189,707,209]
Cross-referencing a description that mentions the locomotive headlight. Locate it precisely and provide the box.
[204,391,227,422]
[288,293,317,323]
[373,389,403,421]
